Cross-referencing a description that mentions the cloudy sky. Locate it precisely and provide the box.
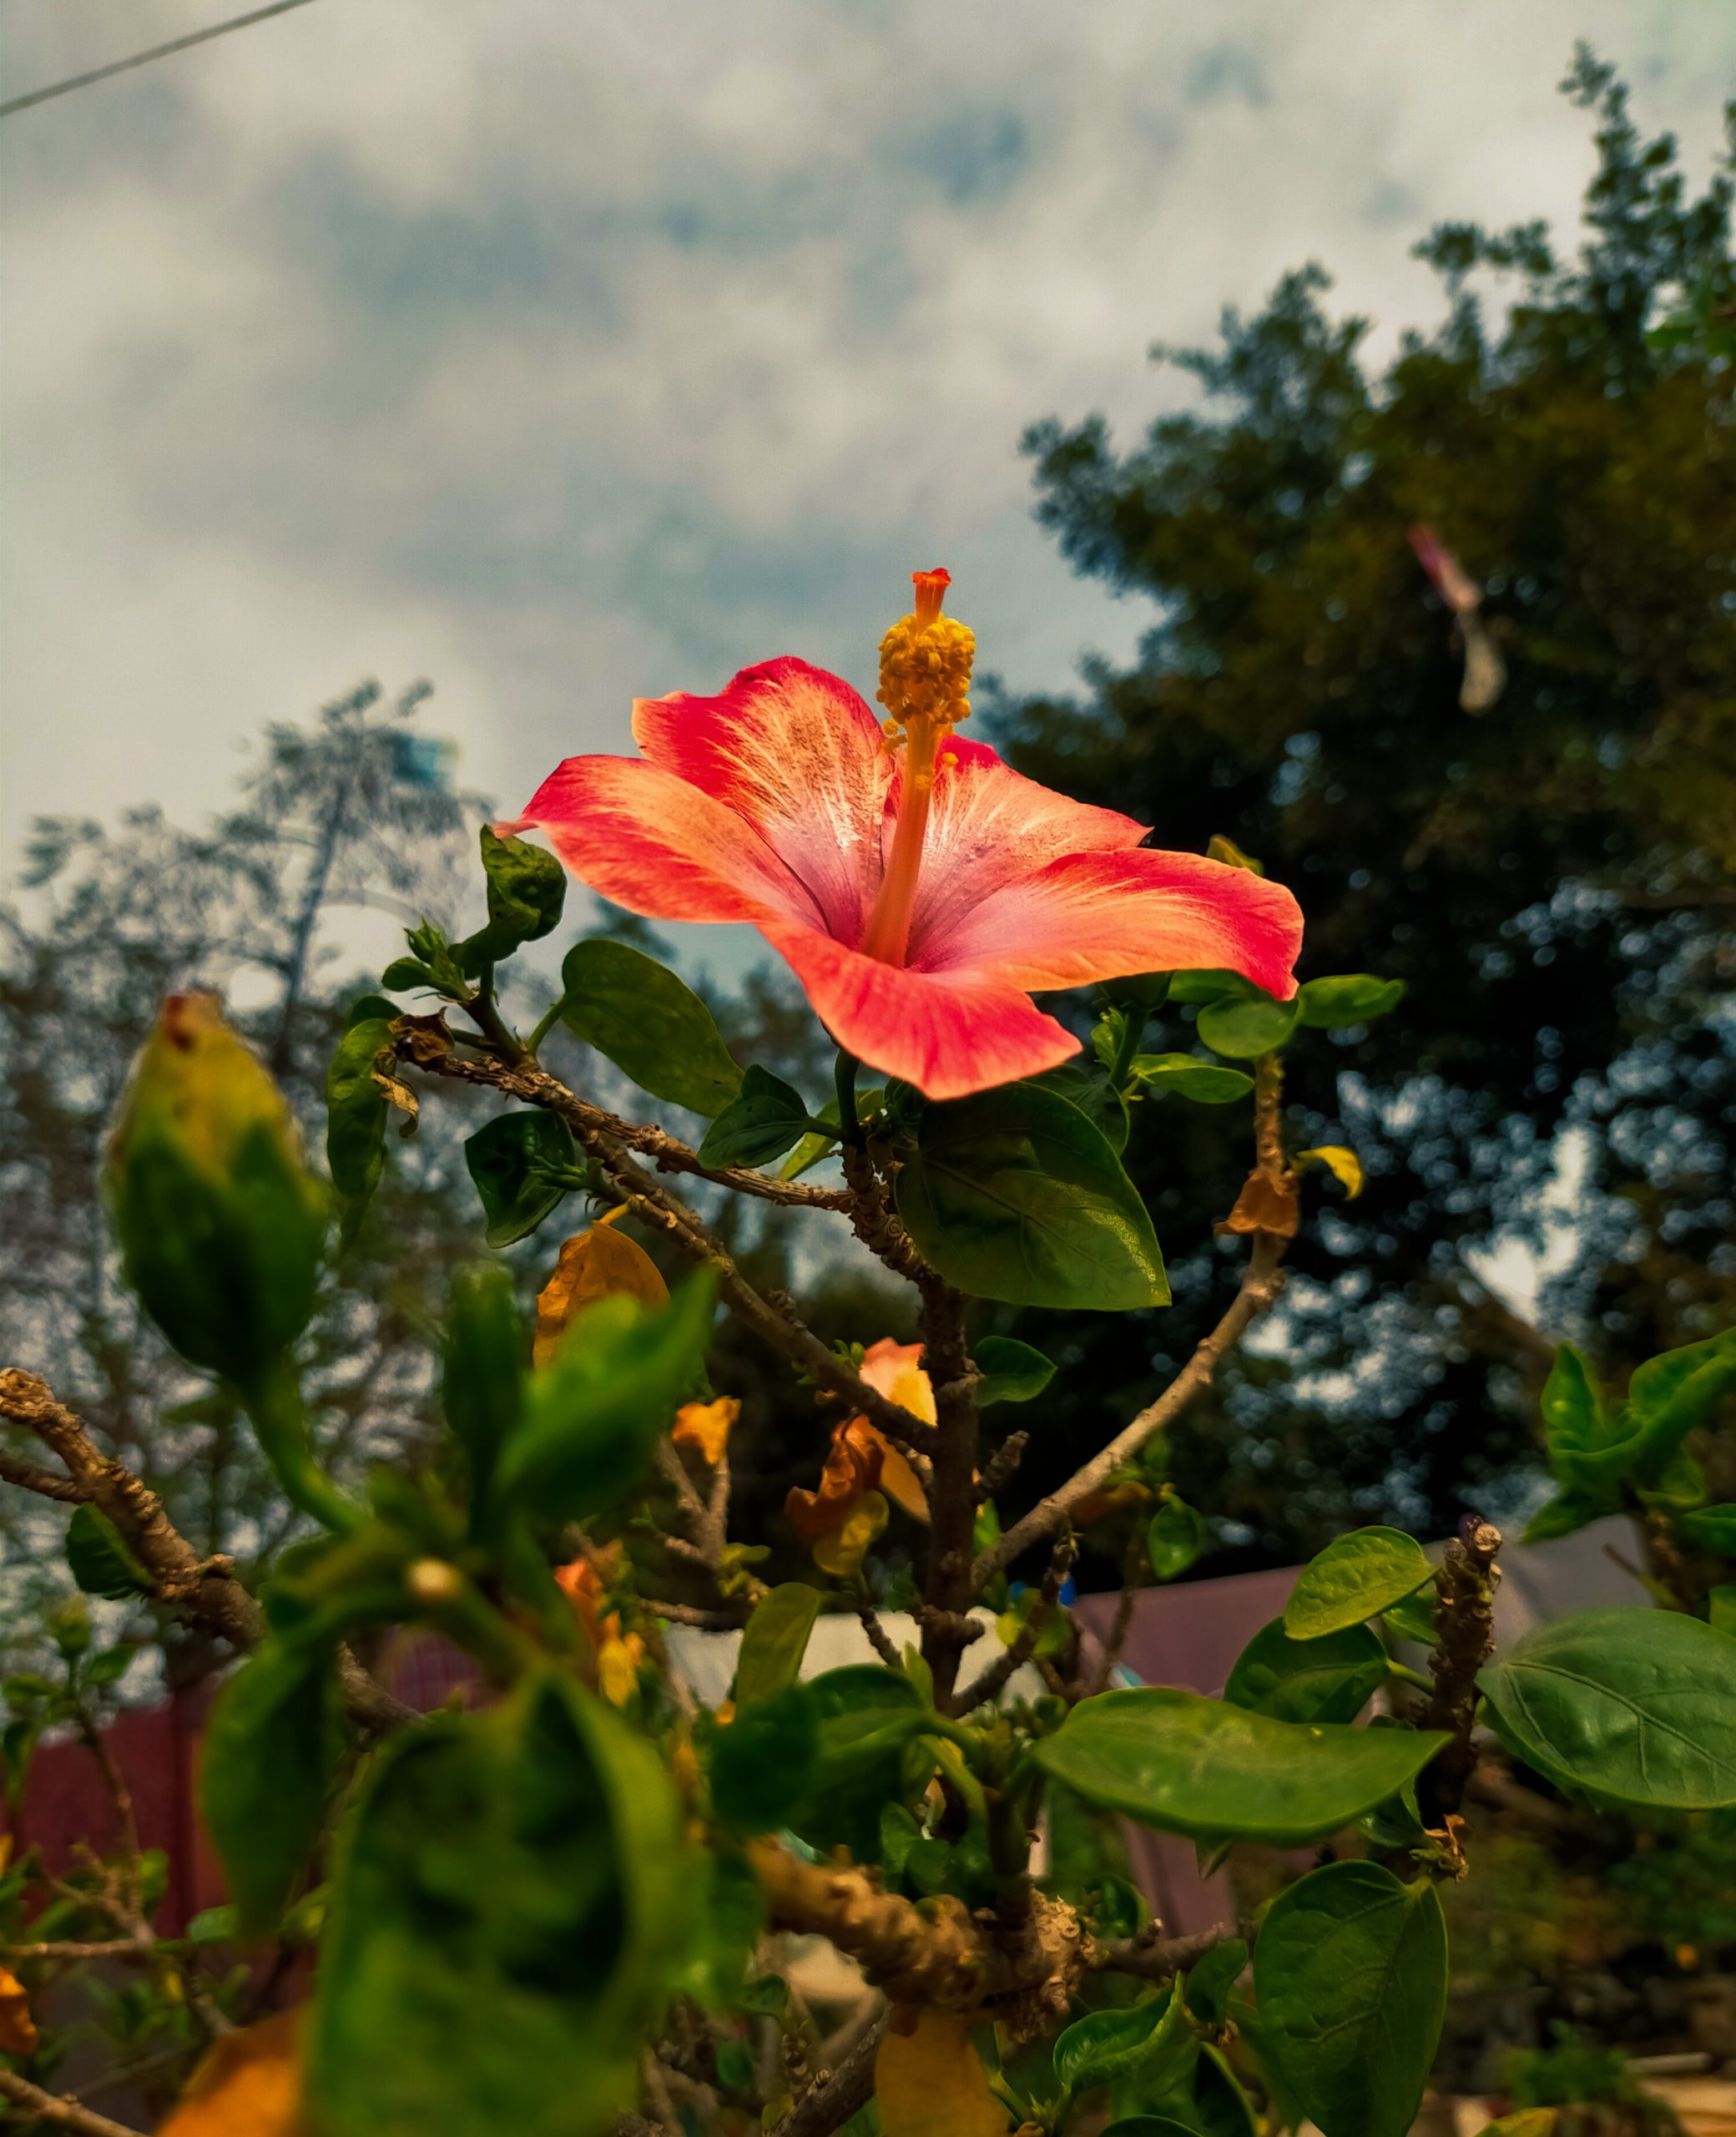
[3,0,1732,870]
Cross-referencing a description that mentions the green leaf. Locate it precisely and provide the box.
[326,1016,394,1243]
[1183,1939,1249,2026]
[696,1065,814,1169]
[493,1279,714,1524]
[1680,1504,1736,1553]
[1379,1589,1441,1647]
[1625,1326,1736,1479]
[788,1666,934,1862]
[973,1336,1056,1407]
[463,1109,578,1247]
[735,1584,823,1705]
[1710,1588,1736,1638]
[1253,1861,1447,2137]
[1055,1979,1193,2094]
[895,1084,1168,1311]
[1521,1488,1610,1544]
[709,1686,819,1833]
[1148,1493,1204,1582]
[560,938,743,1118]
[1123,2045,1259,2137]
[1166,970,1264,1005]
[1476,1605,1736,1809]
[1224,1619,1388,1725]
[1131,1054,1255,1104]
[381,956,436,993]
[1284,1528,1433,1639]
[442,1263,526,1498]
[83,1644,134,1689]
[1033,1060,1131,1152]
[308,1673,691,2137]
[199,1638,346,1940]
[467,825,565,962]
[65,1505,154,1600]
[1032,1687,1448,1844]
[1537,1344,1632,1501]
[1295,975,1406,1028]
[1194,994,1300,1059]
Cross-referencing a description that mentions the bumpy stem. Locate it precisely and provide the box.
[1418,1514,1502,1826]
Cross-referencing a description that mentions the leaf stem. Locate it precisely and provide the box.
[833,1048,863,1147]
[238,1362,364,1536]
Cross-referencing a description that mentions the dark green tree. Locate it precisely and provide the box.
[992,50,1735,1567]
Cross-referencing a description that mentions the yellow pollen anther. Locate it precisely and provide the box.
[876,567,975,738]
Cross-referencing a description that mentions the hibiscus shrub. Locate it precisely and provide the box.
[3,573,1734,2137]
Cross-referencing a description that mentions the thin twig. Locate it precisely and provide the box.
[955,1534,1077,1714]
[0,2066,143,2135]
[1086,1922,1241,1984]
[765,2015,888,2137]
[399,1048,936,1458]
[1086,1518,1148,1699]
[849,1584,903,1670]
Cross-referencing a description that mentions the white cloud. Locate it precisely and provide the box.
[3,0,1731,858]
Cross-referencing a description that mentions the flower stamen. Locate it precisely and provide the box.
[860,569,975,967]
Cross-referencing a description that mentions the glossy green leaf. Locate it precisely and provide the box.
[734,1583,823,1705]
[463,1109,578,1247]
[492,1279,714,1523]
[324,1014,394,1245]
[1710,1589,1736,1637]
[1131,1053,1255,1104]
[1255,1862,1446,2137]
[1284,1527,1433,1639]
[1224,1619,1388,1725]
[1166,970,1264,1005]
[709,1686,818,1833]
[1379,1588,1441,1648]
[1476,1605,1736,1809]
[1195,994,1300,1059]
[308,1673,690,2137]
[974,1336,1057,1407]
[696,1065,814,1169]
[442,1263,526,1497]
[1522,1487,1611,1544]
[1626,1326,1736,1478]
[1295,975,1406,1028]
[199,1637,346,1939]
[1032,1687,1447,1844]
[65,1504,154,1600]
[1033,1060,1131,1152]
[1537,1344,1631,1503]
[789,1666,934,1862]
[381,955,436,993]
[1055,1978,1192,2094]
[1148,1493,1204,1582]
[1183,1938,1249,2026]
[895,1084,1168,1311]
[1123,2044,1259,2137]
[1681,1505,1736,1552]
[560,938,743,1118]
[468,825,565,962]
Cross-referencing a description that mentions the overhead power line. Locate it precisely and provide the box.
[0,0,320,119]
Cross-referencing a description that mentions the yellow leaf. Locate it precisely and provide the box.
[673,1396,739,1467]
[875,2008,1012,2137]
[533,1223,669,1367]
[0,1965,37,2058]
[1298,1145,1364,1199]
[159,2008,305,2136]
[597,1631,644,1708]
[813,1489,889,1579]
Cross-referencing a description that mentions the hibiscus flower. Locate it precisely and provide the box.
[505,571,1301,1099]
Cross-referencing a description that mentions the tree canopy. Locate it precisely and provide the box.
[993,49,1735,1564]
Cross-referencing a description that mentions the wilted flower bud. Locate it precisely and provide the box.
[104,994,327,1391]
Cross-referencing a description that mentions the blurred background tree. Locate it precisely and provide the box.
[987,49,1735,1574]
[0,681,489,1677]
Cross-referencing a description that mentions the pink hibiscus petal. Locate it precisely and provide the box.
[502,755,817,930]
[758,917,1082,1100]
[632,658,890,945]
[919,846,1304,1000]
